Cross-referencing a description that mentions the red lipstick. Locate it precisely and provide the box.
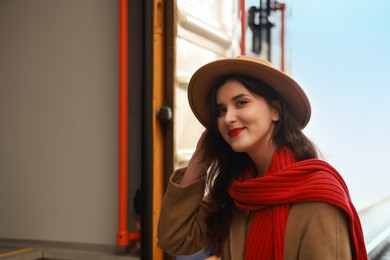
[228,127,245,137]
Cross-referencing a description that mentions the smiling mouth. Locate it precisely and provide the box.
[228,128,245,137]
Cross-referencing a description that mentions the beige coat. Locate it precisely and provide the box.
[158,169,353,259]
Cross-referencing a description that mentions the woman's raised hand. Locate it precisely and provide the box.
[180,130,208,186]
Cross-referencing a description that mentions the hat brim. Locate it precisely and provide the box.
[187,56,311,129]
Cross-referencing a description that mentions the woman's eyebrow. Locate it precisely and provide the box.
[217,93,249,106]
[231,93,249,102]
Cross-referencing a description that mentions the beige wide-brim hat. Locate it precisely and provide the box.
[187,55,311,129]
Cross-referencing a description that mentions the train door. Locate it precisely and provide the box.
[124,0,170,259]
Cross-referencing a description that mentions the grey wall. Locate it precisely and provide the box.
[0,0,120,245]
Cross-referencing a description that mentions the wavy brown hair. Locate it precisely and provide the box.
[198,74,318,255]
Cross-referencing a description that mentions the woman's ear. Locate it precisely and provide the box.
[271,100,281,122]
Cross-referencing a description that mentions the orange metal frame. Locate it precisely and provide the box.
[241,0,246,55]
[152,1,165,259]
[117,0,141,246]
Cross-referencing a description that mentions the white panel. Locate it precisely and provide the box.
[174,0,240,168]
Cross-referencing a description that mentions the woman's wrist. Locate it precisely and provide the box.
[180,153,207,186]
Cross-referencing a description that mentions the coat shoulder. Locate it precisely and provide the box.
[284,202,352,260]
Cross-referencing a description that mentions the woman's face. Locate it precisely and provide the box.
[216,79,280,155]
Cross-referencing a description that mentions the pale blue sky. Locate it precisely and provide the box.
[287,0,390,210]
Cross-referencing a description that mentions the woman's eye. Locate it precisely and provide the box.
[236,100,248,106]
[216,107,226,117]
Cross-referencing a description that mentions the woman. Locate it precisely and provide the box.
[158,56,367,259]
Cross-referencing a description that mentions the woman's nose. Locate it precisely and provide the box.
[224,108,237,124]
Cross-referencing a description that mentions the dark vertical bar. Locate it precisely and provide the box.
[141,0,154,258]
[266,0,272,61]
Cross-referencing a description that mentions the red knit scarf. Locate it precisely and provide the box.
[228,148,367,260]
